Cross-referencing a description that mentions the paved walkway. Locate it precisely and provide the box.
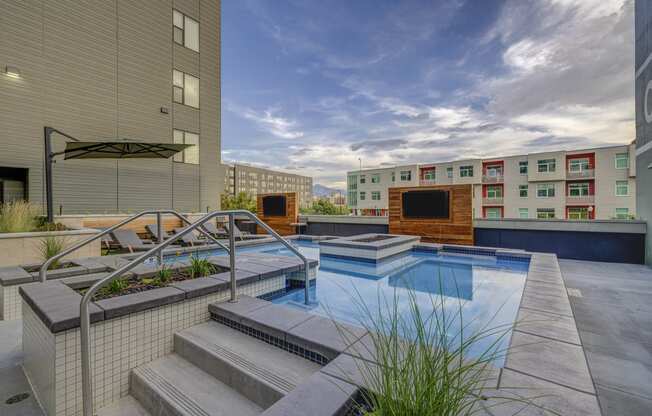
[560,260,652,416]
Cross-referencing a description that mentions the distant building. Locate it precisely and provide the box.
[314,191,346,207]
[221,163,313,208]
[347,144,637,220]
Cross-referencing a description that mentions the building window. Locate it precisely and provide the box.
[485,208,501,219]
[568,182,590,197]
[519,185,528,198]
[359,191,366,200]
[371,191,381,200]
[537,208,555,219]
[371,174,380,183]
[391,172,395,182]
[459,165,474,177]
[614,208,630,219]
[486,186,502,199]
[423,170,435,180]
[400,170,411,181]
[537,183,555,198]
[173,70,199,108]
[348,191,357,206]
[615,180,629,196]
[537,159,556,173]
[568,207,590,220]
[360,175,366,184]
[615,153,629,169]
[569,158,590,172]
[446,167,453,178]
[173,129,199,164]
[173,10,199,52]
[347,175,357,190]
[519,161,528,175]
[519,208,529,219]
[485,165,502,177]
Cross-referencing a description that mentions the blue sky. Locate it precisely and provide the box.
[221,0,633,188]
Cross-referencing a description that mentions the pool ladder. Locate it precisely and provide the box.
[38,209,311,416]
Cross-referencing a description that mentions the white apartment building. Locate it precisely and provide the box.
[347,144,637,220]
[222,163,313,208]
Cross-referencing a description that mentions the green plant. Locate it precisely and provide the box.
[301,198,350,215]
[0,201,41,233]
[220,191,256,212]
[338,278,550,416]
[187,256,214,279]
[39,235,68,270]
[157,265,173,283]
[96,277,129,298]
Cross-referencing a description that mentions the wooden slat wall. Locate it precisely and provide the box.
[389,185,474,245]
[82,217,183,236]
[256,192,298,236]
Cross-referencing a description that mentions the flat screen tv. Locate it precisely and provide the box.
[401,190,449,219]
[262,195,287,217]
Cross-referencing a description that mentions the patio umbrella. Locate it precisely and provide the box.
[44,126,192,221]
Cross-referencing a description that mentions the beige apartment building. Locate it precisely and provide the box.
[347,144,637,220]
[0,0,223,213]
[222,163,313,208]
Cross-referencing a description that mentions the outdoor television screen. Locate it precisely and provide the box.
[401,190,449,219]
[262,195,287,216]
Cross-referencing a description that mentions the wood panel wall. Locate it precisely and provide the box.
[256,192,298,236]
[389,185,474,245]
[82,217,184,237]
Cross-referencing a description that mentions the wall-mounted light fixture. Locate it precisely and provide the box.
[4,65,21,78]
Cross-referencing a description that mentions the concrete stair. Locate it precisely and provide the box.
[128,321,321,416]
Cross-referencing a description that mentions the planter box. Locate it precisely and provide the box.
[0,228,100,267]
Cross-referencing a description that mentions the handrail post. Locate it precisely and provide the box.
[228,213,237,302]
[156,212,163,266]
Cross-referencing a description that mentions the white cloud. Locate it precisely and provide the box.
[239,106,304,139]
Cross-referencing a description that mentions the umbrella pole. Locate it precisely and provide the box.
[44,126,55,223]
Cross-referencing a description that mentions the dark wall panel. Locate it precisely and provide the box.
[304,222,388,237]
[475,228,646,264]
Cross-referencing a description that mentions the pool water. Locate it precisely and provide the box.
[165,240,528,366]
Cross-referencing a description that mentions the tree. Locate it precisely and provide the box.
[220,192,256,212]
[301,198,350,215]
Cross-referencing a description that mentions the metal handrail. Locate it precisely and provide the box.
[78,210,310,416]
[38,209,229,282]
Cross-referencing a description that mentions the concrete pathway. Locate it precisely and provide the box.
[0,320,44,416]
[560,260,652,416]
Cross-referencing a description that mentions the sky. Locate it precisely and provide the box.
[221,0,634,189]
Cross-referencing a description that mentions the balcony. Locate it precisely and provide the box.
[482,174,504,183]
[566,195,595,205]
[566,169,594,179]
[483,197,503,205]
[420,179,437,186]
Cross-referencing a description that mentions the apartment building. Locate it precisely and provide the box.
[347,144,637,220]
[222,163,313,208]
[0,0,223,213]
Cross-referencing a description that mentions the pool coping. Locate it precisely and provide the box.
[208,248,600,416]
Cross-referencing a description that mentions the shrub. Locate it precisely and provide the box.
[96,277,129,298]
[0,201,40,233]
[187,256,214,279]
[39,235,68,270]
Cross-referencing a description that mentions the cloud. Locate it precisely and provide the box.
[232,104,305,139]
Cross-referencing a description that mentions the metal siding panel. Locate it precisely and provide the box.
[173,163,200,211]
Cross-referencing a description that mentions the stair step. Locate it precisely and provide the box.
[96,396,150,416]
[175,321,321,408]
[131,354,263,416]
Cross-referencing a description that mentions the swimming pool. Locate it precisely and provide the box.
[165,240,528,366]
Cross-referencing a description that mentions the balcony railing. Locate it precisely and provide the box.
[483,197,504,205]
[566,169,594,179]
[566,195,595,205]
[420,179,437,186]
[482,174,504,183]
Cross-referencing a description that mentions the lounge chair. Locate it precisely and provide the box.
[223,223,267,240]
[145,224,173,243]
[201,222,228,238]
[173,227,208,246]
[111,229,154,253]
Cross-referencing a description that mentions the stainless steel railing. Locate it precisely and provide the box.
[74,210,310,416]
[38,209,229,282]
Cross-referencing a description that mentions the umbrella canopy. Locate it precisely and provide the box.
[61,141,192,160]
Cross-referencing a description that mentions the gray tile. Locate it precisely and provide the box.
[516,308,581,345]
[0,366,45,416]
[241,303,314,340]
[586,351,652,400]
[211,270,263,288]
[0,266,33,285]
[95,286,185,319]
[506,331,594,394]
[479,369,600,416]
[320,353,378,391]
[208,295,271,323]
[0,320,22,370]
[260,372,358,416]
[524,279,566,298]
[287,316,366,360]
[170,276,228,299]
[596,385,652,416]
[520,291,573,317]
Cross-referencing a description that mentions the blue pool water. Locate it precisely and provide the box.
[165,241,528,366]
